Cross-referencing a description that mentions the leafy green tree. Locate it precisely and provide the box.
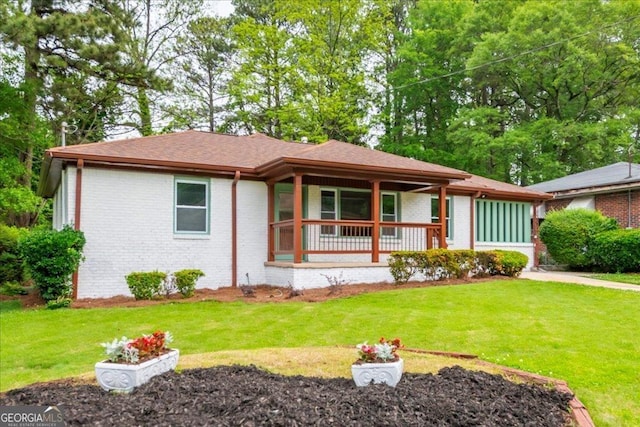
[378,0,472,161]
[0,1,152,226]
[0,56,50,226]
[114,0,202,136]
[464,0,640,182]
[368,0,417,148]
[380,0,640,183]
[169,16,235,132]
[288,0,375,144]
[225,0,302,138]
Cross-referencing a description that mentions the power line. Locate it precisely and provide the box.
[392,13,640,91]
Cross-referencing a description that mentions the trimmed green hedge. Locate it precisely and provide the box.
[389,249,528,284]
[126,269,205,299]
[125,271,167,300]
[590,228,640,273]
[174,269,205,297]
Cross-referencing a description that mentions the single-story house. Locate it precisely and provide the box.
[38,131,551,299]
[527,162,640,229]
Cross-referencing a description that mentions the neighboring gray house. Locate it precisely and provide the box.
[527,162,640,229]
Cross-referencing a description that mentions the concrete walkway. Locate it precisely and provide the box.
[520,270,640,292]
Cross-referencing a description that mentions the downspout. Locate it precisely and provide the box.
[71,159,84,299]
[231,171,241,287]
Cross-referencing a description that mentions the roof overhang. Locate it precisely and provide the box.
[256,157,470,186]
[549,181,640,199]
[38,151,259,198]
[448,183,553,202]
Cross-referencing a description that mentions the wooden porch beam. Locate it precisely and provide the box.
[267,182,275,262]
[439,185,448,249]
[293,173,303,263]
[371,180,380,263]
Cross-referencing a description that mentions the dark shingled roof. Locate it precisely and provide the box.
[41,130,549,201]
[527,162,640,193]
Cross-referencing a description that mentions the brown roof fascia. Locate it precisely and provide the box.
[257,157,470,183]
[550,181,640,199]
[442,182,552,202]
[47,151,258,177]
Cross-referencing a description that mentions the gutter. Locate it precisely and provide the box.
[231,171,241,287]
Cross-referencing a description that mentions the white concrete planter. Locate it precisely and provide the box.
[95,349,179,393]
[351,358,404,387]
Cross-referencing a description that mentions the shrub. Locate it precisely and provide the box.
[125,271,167,300]
[474,251,500,277]
[0,224,27,285]
[0,281,28,296]
[590,229,640,273]
[46,296,72,310]
[388,252,421,284]
[493,250,528,277]
[539,208,618,269]
[389,249,527,284]
[18,225,86,302]
[173,269,205,298]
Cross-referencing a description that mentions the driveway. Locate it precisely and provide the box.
[521,271,640,292]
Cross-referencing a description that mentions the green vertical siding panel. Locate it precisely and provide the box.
[485,201,492,242]
[477,200,483,242]
[515,204,521,242]
[498,202,507,242]
[491,202,498,241]
[524,202,532,243]
[510,204,516,243]
[505,204,512,243]
[496,202,502,242]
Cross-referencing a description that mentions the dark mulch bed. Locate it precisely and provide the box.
[1,365,572,426]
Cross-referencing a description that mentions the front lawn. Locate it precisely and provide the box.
[1,280,638,426]
[588,272,640,286]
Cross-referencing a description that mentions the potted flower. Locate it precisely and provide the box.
[351,337,404,387]
[95,330,179,393]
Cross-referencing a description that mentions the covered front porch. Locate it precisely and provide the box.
[266,174,451,265]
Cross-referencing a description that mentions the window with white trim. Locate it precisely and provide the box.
[175,179,209,233]
[431,196,452,239]
[320,188,399,237]
[381,193,398,237]
[320,189,337,235]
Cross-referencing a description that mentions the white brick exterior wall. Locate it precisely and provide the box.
[448,195,472,249]
[54,169,535,298]
[66,167,268,298]
[235,180,268,286]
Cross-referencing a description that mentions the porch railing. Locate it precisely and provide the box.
[271,219,442,260]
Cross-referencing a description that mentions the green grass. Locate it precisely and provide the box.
[0,300,22,313]
[588,272,640,286]
[1,280,639,426]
